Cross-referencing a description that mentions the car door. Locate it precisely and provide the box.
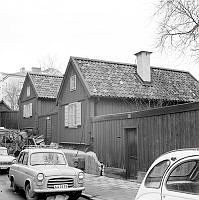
[161,157,199,200]
[136,160,170,200]
[17,152,29,187]
[14,152,24,186]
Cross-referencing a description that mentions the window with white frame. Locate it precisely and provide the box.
[27,85,30,97]
[65,102,81,128]
[23,103,32,118]
[70,74,76,91]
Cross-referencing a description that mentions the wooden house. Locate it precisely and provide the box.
[18,73,63,140]
[56,51,199,149]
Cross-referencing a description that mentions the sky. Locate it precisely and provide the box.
[0,0,199,79]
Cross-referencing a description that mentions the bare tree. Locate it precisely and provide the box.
[155,0,199,58]
[4,82,21,110]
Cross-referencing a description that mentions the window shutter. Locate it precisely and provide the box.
[69,103,76,127]
[23,105,26,118]
[70,75,76,91]
[76,102,81,126]
[30,103,32,117]
[74,75,76,90]
[65,105,69,127]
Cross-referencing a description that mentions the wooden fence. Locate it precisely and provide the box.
[92,102,199,177]
[0,111,19,129]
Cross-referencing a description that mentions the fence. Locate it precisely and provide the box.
[0,111,19,129]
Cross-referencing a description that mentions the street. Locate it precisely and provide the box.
[0,171,88,200]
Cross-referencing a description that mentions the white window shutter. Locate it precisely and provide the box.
[23,105,26,118]
[74,75,76,90]
[76,102,81,126]
[69,103,76,127]
[30,103,32,117]
[65,105,69,127]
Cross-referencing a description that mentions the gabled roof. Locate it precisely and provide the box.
[67,56,199,102]
[0,100,12,111]
[29,73,63,99]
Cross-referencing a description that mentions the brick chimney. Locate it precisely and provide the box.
[135,51,152,82]
[31,67,41,73]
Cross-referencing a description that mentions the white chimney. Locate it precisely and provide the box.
[135,51,152,82]
[31,67,41,73]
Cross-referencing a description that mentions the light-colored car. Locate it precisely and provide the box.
[9,146,85,200]
[135,148,199,200]
[0,146,16,171]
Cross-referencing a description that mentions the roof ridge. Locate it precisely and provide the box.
[72,56,190,74]
[72,56,136,67]
[28,72,63,78]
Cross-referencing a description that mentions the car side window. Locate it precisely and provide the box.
[166,160,199,194]
[18,152,24,164]
[22,153,29,165]
[145,160,170,189]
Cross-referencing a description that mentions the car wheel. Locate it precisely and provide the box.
[25,183,38,200]
[10,178,19,192]
[68,191,82,200]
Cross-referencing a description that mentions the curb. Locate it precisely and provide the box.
[82,193,103,200]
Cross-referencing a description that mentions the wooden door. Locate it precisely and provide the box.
[125,128,138,179]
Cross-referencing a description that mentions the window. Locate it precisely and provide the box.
[18,152,24,164]
[23,103,32,118]
[145,160,170,189]
[166,160,199,194]
[65,102,81,128]
[22,153,29,165]
[27,85,30,97]
[70,74,76,91]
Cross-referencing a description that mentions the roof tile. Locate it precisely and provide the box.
[29,73,63,99]
[74,57,199,102]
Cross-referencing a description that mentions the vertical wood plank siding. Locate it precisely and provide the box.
[0,111,19,129]
[38,112,58,143]
[92,102,199,172]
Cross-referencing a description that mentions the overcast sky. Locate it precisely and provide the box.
[0,0,199,79]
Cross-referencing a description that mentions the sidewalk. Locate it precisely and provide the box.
[82,173,140,200]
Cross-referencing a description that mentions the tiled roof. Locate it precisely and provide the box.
[29,73,63,99]
[73,57,199,102]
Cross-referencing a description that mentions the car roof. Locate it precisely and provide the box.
[0,147,7,150]
[153,148,199,165]
[22,147,64,154]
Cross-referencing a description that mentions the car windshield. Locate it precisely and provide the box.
[0,149,8,155]
[30,152,66,166]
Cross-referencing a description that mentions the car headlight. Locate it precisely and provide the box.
[78,172,84,183]
[12,159,17,164]
[37,173,44,181]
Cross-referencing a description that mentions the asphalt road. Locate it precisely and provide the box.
[0,171,88,200]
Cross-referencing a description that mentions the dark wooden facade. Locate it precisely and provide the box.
[57,59,167,148]
[18,74,59,139]
[0,111,19,129]
[38,112,58,144]
[92,102,199,177]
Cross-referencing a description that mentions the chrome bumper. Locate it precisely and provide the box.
[34,187,85,193]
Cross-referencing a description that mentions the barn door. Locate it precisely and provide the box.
[125,128,138,179]
[46,117,52,144]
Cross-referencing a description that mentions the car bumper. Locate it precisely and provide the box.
[34,187,85,193]
[0,165,10,169]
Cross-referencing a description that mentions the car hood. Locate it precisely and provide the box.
[31,165,78,177]
[0,155,15,162]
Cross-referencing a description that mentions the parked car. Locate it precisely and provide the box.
[9,146,85,200]
[135,148,199,200]
[0,146,16,172]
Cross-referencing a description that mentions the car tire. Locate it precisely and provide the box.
[68,191,82,200]
[10,178,19,192]
[25,183,38,200]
